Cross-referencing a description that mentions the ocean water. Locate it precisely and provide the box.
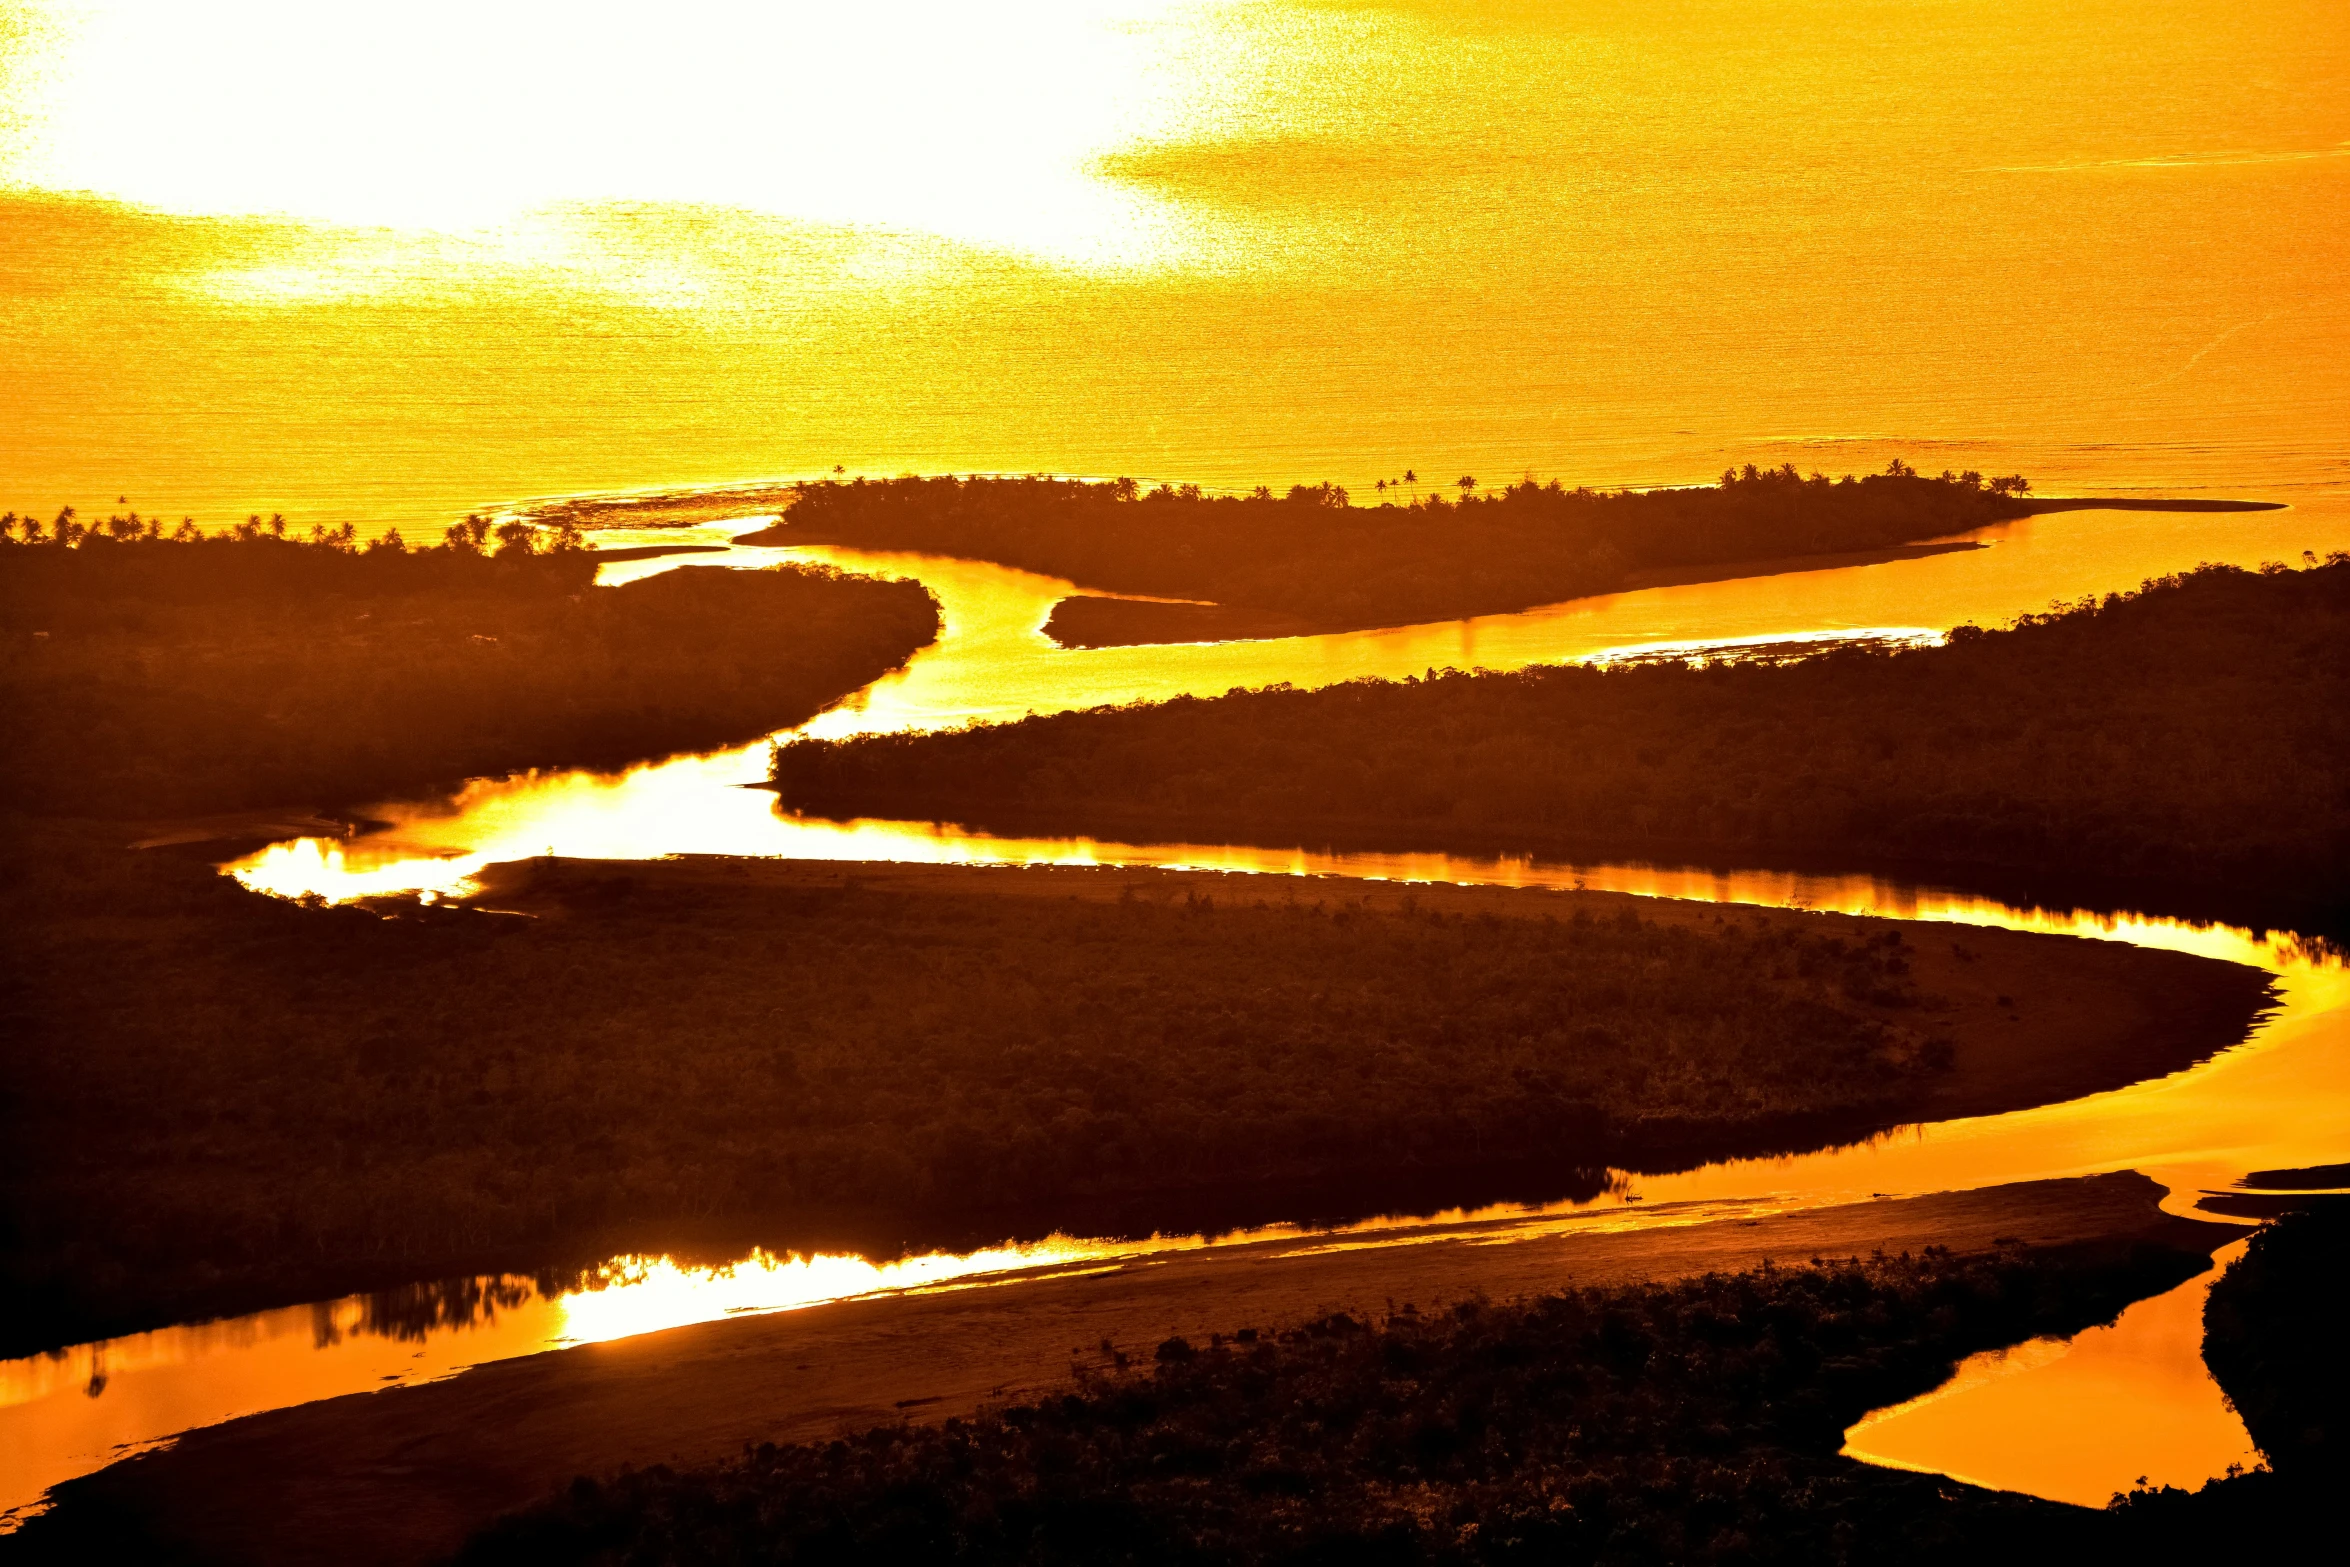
[1,0,2343,528]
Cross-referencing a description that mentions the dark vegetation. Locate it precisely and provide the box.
[750,463,2032,640]
[2199,1202,2350,1473]
[0,508,940,816]
[451,1240,2202,1566]
[773,558,2350,930]
[1,835,2194,1357]
[2239,1161,2350,1190]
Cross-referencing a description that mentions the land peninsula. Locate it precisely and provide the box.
[0,849,2269,1357]
[0,510,939,819]
[534,465,2280,650]
[773,557,2350,930]
[9,1173,2233,1565]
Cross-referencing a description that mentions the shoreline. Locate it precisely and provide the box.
[18,1173,2224,1566]
[1037,498,2288,649]
[753,798,2350,941]
[581,541,732,563]
[1040,540,1992,649]
[466,855,2276,1141]
[738,493,2283,652]
[0,854,2272,1360]
[2017,497,2286,515]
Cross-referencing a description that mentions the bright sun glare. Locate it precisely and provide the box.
[0,0,1227,264]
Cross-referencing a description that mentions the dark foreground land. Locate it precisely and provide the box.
[0,523,940,817]
[735,465,2042,643]
[0,849,2269,1357]
[774,558,2350,930]
[5,1175,2227,1566]
[2197,1196,2350,1473]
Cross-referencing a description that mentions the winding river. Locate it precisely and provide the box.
[7,498,2349,1530]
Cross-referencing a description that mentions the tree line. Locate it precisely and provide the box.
[2,502,584,562]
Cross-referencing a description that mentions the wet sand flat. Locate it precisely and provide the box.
[30,1173,2217,1566]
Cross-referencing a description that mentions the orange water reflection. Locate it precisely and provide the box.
[0,1194,1795,1528]
[0,1235,1177,1528]
[1844,1240,2261,1506]
[19,528,2350,1524]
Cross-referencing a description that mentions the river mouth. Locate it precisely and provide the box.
[10,503,2350,1530]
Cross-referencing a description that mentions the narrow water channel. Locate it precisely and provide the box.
[7,853,2337,1524]
[8,501,2347,1528]
[228,494,2350,904]
[1843,1237,2259,1507]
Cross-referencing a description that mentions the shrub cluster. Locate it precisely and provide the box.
[457,1242,2200,1566]
[774,560,2350,925]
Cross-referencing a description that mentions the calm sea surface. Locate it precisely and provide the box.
[2,0,2344,525]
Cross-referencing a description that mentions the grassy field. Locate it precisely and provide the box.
[773,558,2350,930]
[0,846,2267,1356]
